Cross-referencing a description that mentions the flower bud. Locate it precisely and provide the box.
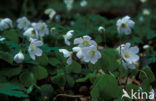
[143,9,150,16]
[14,51,24,64]
[98,26,105,33]
[143,44,150,49]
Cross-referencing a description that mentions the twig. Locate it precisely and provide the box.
[55,94,83,98]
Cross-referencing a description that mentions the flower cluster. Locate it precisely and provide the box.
[19,18,49,61]
[117,16,140,69]
[13,17,52,63]
[60,32,101,65]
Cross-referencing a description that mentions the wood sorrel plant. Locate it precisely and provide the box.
[0,1,155,100]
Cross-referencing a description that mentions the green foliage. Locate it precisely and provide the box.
[76,73,96,83]
[0,83,28,98]
[0,67,22,78]
[51,70,66,87]
[67,61,82,73]
[0,0,156,100]
[2,29,19,43]
[36,53,49,66]
[0,51,13,64]
[30,65,48,81]
[96,49,120,73]
[19,72,36,87]
[139,66,155,92]
[139,66,155,83]
[91,74,122,101]
[48,58,61,66]
[40,84,54,99]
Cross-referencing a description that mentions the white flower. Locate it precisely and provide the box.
[122,60,136,69]
[59,49,72,65]
[72,47,83,59]
[0,36,6,42]
[98,26,105,33]
[116,44,126,52]
[80,0,87,7]
[28,39,43,60]
[81,45,101,64]
[143,44,150,49]
[44,8,56,20]
[140,0,147,3]
[74,35,97,47]
[116,16,135,35]
[23,28,38,39]
[0,18,13,31]
[64,0,74,11]
[17,17,31,30]
[31,22,37,27]
[14,51,25,64]
[64,30,74,46]
[143,9,150,16]
[34,22,49,37]
[120,43,139,64]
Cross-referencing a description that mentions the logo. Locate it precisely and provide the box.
[121,89,155,100]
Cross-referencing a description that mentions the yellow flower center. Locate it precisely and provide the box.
[89,49,96,56]
[82,40,90,46]
[69,52,73,56]
[31,30,36,35]
[30,44,35,51]
[22,20,27,25]
[121,22,127,28]
[40,25,45,30]
[124,51,130,58]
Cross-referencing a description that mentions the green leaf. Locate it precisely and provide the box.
[51,70,66,87]
[126,84,139,91]
[96,50,120,72]
[0,67,22,78]
[41,45,59,52]
[3,29,19,43]
[132,37,143,44]
[0,51,13,64]
[19,72,36,87]
[139,66,155,83]
[36,53,48,66]
[147,29,156,40]
[0,83,28,98]
[67,61,82,73]
[91,74,122,101]
[66,75,75,87]
[48,58,61,66]
[5,41,20,49]
[149,57,156,63]
[40,84,54,98]
[29,66,48,80]
[76,73,96,82]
